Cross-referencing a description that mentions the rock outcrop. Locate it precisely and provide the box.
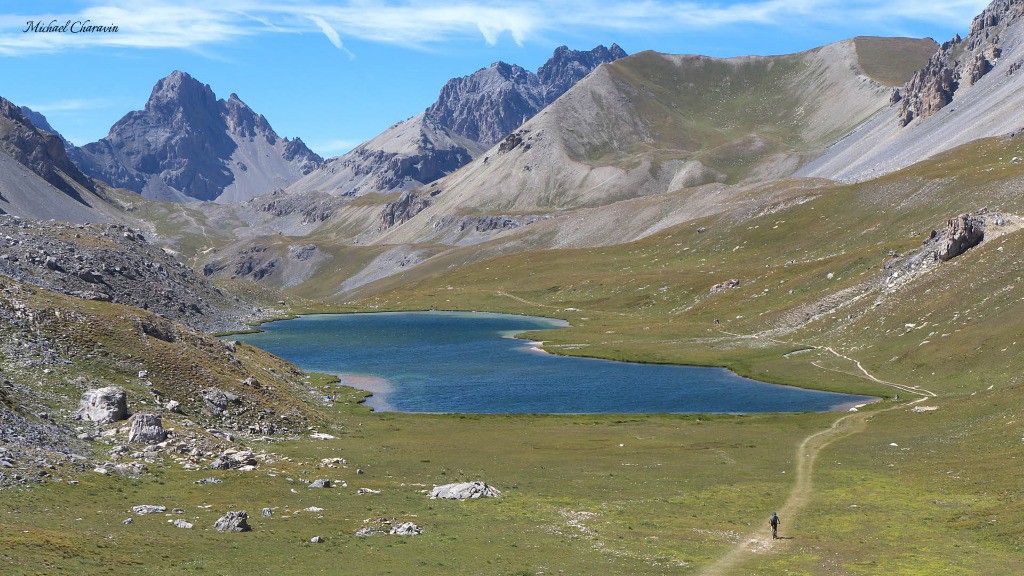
[214,511,251,532]
[379,190,433,230]
[937,213,985,261]
[898,0,1024,126]
[73,386,128,423]
[389,522,423,536]
[69,71,321,202]
[429,481,501,500]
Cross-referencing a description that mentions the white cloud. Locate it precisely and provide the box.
[308,15,356,58]
[23,98,114,113]
[308,137,364,156]
[0,1,989,56]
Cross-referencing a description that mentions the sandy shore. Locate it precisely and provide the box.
[336,373,395,411]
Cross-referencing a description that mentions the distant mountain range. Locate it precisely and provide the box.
[287,44,627,198]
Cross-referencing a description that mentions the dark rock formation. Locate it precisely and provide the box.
[937,213,985,261]
[537,44,628,102]
[0,98,95,198]
[898,0,1024,126]
[379,190,432,230]
[18,106,72,147]
[69,71,321,202]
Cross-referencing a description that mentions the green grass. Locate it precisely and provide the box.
[853,36,937,87]
[0,387,833,575]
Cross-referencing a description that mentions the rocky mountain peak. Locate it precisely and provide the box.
[425,44,627,147]
[145,70,218,116]
[222,92,273,140]
[69,71,322,202]
[538,44,628,99]
[897,0,1024,126]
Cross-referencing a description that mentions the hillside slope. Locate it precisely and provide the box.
[367,37,933,246]
[799,0,1024,181]
[288,45,626,198]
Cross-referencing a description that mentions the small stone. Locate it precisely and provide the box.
[132,505,167,515]
[194,477,222,485]
[172,519,193,529]
[122,518,133,525]
[310,536,323,543]
[308,478,331,489]
[261,507,273,518]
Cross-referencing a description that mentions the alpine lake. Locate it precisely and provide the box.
[231,311,875,414]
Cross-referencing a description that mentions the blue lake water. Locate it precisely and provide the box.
[231,311,875,414]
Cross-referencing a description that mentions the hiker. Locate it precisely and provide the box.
[769,512,780,539]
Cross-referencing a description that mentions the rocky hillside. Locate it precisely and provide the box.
[0,273,321,488]
[288,45,626,198]
[799,0,1024,181]
[17,105,72,147]
[69,71,322,203]
[0,97,121,223]
[0,215,258,333]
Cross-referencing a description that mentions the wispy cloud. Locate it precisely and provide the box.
[22,98,114,113]
[0,1,990,56]
[308,137,364,156]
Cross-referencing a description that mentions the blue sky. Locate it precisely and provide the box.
[0,1,989,158]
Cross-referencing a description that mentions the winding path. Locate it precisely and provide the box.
[700,332,935,575]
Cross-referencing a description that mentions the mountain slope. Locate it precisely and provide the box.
[0,97,120,223]
[70,71,321,203]
[798,0,1024,181]
[288,45,626,198]
[366,37,934,246]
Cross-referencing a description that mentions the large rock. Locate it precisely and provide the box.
[128,413,166,444]
[937,213,985,261]
[202,387,240,415]
[73,386,128,424]
[389,522,423,536]
[214,511,251,532]
[428,481,501,500]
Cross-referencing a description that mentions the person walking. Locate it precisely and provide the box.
[769,512,780,539]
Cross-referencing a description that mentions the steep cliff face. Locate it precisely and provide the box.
[897,0,1024,126]
[69,71,321,203]
[0,98,94,198]
[289,45,627,198]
